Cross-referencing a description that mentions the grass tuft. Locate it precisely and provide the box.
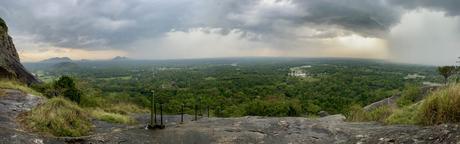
[0,80,42,96]
[346,104,393,123]
[89,108,135,124]
[22,97,92,137]
[385,103,420,125]
[418,84,460,125]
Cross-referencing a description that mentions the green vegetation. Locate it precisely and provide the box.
[385,103,420,125]
[418,84,460,125]
[26,58,440,117]
[22,97,92,137]
[347,83,460,125]
[346,105,393,123]
[396,85,421,107]
[243,96,301,117]
[437,66,456,83]
[0,80,42,96]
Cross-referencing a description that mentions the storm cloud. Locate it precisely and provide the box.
[0,0,459,64]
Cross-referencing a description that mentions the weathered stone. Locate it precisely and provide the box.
[0,17,39,85]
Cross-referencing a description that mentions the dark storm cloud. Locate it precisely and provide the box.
[0,0,456,50]
[388,0,460,16]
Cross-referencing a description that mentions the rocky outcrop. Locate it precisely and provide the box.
[0,17,39,85]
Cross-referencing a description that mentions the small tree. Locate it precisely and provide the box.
[437,66,456,84]
[54,76,81,103]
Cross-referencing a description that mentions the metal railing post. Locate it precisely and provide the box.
[207,105,210,118]
[181,104,184,123]
[194,104,198,121]
[160,103,163,126]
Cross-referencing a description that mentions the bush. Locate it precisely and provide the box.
[346,104,393,122]
[385,103,420,125]
[345,104,369,122]
[244,97,302,117]
[396,85,421,107]
[418,84,460,125]
[54,76,81,103]
[22,97,92,137]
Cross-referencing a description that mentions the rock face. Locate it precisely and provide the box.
[0,17,39,85]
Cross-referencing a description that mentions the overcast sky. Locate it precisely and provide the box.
[1,0,459,65]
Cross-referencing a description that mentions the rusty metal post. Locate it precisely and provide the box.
[160,103,163,126]
[207,105,209,118]
[150,90,155,126]
[194,104,198,121]
[181,104,184,123]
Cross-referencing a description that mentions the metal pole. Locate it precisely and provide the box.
[181,104,184,123]
[207,105,210,118]
[150,90,154,126]
[160,103,163,126]
[154,95,157,124]
[194,104,198,121]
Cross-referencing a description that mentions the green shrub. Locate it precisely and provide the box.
[22,97,92,137]
[244,97,302,117]
[54,76,81,103]
[346,104,393,122]
[396,85,421,107]
[418,84,460,125]
[385,103,420,125]
[345,104,369,122]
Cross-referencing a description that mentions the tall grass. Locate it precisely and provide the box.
[346,104,393,123]
[385,103,420,125]
[418,84,460,125]
[0,80,42,96]
[89,108,135,124]
[396,85,421,107]
[22,97,92,137]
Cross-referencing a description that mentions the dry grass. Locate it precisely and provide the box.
[346,104,393,123]
[103,103,148,115]
[418,84,460,125]
[385,103,420,125]
[89,108,135,124]
[0,80,42,96]
[22,97,92,137]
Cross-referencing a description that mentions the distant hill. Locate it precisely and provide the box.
[112,56,130,61]
[41,57,72,63]
[51,62,79,70]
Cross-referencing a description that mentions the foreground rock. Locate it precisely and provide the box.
[0,89,55,144]
[2,90,460,144]
[0,17,39,85]
[83,115,460,144]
